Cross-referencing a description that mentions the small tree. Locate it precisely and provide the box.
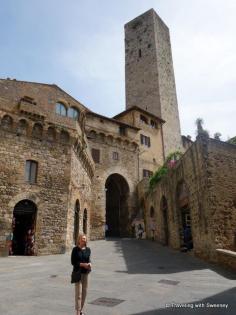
[195,118,209,137]
[214,132,222,140]
[196,118,204,134]
[228,136,236,145]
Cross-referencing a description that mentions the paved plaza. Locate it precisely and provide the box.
[0,239,235,315]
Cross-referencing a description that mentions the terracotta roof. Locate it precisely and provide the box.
[86,111,140,130]
[113,106,165,124]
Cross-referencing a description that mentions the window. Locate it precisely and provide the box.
[140,115,148,124]
[150,120,157,128]
[68,107,80,120]
[119,126,126,136]
[112,152,119,160]
[139,49,142,58]
[25,160,38,183]
[143,169,153,178]
[140,134,151,147]
[91,148,100,163]
[56,102,67,116]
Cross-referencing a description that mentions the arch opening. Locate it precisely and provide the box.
[74,200,80,244]
[105,173,129,237]
[12,199,37,255]
[176,181,193,251]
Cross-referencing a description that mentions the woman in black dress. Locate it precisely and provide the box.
[71,234,91,315]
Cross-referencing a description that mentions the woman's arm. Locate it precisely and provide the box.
[71,247,79,267]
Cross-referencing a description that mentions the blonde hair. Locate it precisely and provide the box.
[76,233,87,247]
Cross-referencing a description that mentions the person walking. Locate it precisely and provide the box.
[137,224,144,239]
[149,220,156,241]
[71,234,91,315]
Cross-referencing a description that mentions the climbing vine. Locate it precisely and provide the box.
[149,150,183,190]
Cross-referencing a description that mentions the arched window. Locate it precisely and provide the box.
[17,119,28,136]
[68,107,80,120]
[25,160,38,184]
[32,123,43,139]
[60,130,70,143]
[47,127,56,141]
[56,102,67,117]
[83,209,87,234]
[1,115,13,130]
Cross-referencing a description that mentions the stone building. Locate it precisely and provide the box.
[138,135,236,270]
[0,80,95,255]
[125,9,183,157]
[0,8,235,272]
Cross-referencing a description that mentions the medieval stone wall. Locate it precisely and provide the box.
[65,149,93,249]
[138,136,236,270]
[0,124,71,255]
[206,139,236,269]
[85,114,140,239]
[0,80,94,255]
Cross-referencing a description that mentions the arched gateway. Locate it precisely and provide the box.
[12,199,37,255]
[105,173,129,237]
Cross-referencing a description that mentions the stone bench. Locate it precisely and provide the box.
[216,248,236,258]
[216,249,236,271]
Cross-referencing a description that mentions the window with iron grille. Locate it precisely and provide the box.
[112,152,119,160]
[25,160,38,183]
[91,148,100,163]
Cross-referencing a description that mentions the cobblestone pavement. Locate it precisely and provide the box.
[0,239,235,315]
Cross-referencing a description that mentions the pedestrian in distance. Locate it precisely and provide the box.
[149,220,156,241]
[137,224,144,239]
[71,234,92,315]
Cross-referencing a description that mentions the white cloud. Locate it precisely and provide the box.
[56,0,236,138]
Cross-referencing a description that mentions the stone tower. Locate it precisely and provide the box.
[125,9,183,157]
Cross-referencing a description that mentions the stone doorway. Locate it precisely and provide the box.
[105,174,129,237]
[12,200,37,255]
[161,196,169,246]
[177,182,193,250]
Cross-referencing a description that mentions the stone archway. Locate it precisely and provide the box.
[160,196,169,246]
[176,181,193,250]
[12,199,37,255]
[105,173,130,237]
[74,200,80,244]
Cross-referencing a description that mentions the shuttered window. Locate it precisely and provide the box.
[140,134,151,147]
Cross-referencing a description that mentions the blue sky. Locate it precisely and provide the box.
[0,0,235,140]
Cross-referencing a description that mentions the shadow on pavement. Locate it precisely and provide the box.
[106,238,235,280]
[130,287,236,314]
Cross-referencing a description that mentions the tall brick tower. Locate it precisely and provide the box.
[125,9,183,157]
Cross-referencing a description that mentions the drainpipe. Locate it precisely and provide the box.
[160,123,165,162]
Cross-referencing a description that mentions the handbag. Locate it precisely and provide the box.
[71,269,81,283]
